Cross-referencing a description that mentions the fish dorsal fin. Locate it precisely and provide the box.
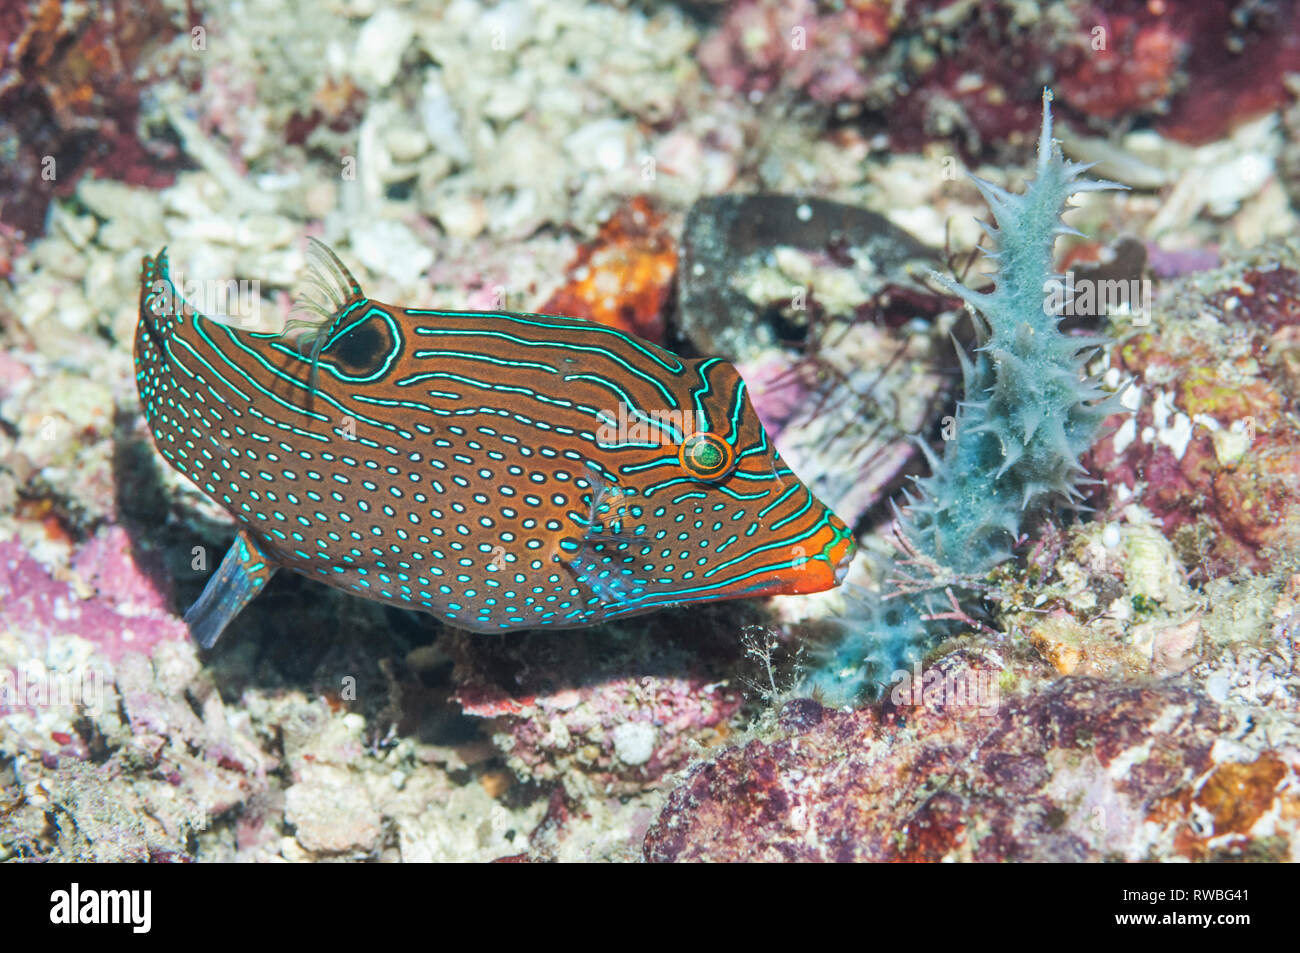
[284,238,369,390]
[291,237,366,326]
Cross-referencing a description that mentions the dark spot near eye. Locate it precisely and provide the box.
[323,319,394,378]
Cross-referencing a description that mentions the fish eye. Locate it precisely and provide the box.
[679,432,735,481]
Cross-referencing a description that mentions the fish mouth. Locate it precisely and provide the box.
[750,515,856,598]
[832,532,854,586]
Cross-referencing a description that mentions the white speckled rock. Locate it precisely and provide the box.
[348,219,435,287]
[431,187,489,240]
[77,179,164,226]
[565,119,636,174]
[285,765,382,855]
[353,8,414,89]
[611,722,657,766]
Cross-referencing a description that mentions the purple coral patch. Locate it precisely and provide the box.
[0,536,187,670]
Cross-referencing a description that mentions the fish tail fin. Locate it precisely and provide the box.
[284,238,368,391]
[184,529,278,649]
[139,247,169,317]
[139,248,188,343]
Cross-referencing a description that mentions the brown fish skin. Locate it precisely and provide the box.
[134,241,854,646]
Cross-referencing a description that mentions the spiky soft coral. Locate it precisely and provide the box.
[808,90,1125,703]
[804,554,935,703]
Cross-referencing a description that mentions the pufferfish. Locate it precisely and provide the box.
[134,239,854,647]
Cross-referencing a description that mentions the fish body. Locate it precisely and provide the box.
[134,241,853,646]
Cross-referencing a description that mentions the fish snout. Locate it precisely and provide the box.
[832,528,855,586]
[764,511,855,597]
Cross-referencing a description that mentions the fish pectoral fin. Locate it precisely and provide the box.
[557,536,639,610]
[561,559,628,608]
[184,529,277,649]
